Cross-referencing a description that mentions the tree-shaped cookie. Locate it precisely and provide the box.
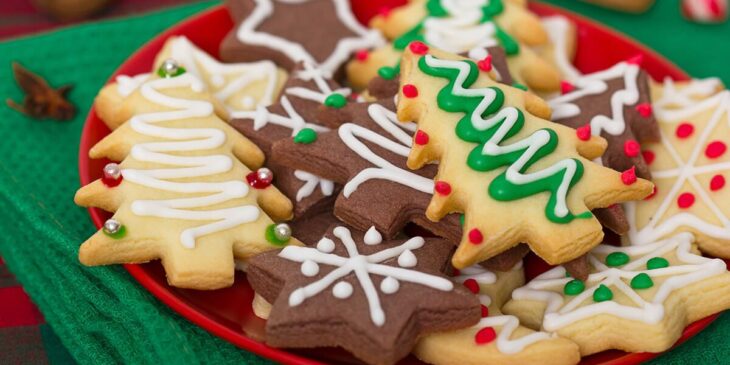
[75,66,300,290]
[246,224,481,365]
[504,232,730,355]
[415,264,581,365]
[220,0,384,77]
[346,0,561,92]
[397,47,654,269]
[625,78,730,257]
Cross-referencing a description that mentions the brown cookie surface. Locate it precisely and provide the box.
[247,224,481,365]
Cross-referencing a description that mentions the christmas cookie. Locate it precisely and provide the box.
[397,47,654,269]
[220,0,384,78]
[625,78,730,257]
[75,64,300,289]
[503,232,730,355]
[414,264,581,365]
[230,61,349,218]
[246,225,481,365]
[347,0,561,92]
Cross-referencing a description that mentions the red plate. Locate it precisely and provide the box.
[78,2,719,365]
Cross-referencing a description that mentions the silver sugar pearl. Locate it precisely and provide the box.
[103,219,121,235]
[257,167,273,182]
[103,163,121,180]
[273,223,292,242]
[161,59,179,76]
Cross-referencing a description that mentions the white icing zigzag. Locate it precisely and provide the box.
[511,232,727,331]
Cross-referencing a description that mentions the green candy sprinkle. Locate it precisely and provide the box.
[324,93,347,109]
[294,128,317,144]
[630,273,654,289]
[563,279,584,295]
[512,83,528,91]
[593,284,613,302]
[378,66,397,80]
[459,214,465,226]
[605,252,630,267]
[647,257,669,270]
[103,225,126,239]
[265,224,289,246]
[156,65,186,78]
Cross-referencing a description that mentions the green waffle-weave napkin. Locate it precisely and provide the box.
[0,1,728,364]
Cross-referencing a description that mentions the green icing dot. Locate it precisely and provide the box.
[459,214,465,226]
[324,93,347,109]
[630,273,654,289]
[563,279,584,295]
[103,225,126,239]
[156,65,186,78]
[265,224,289,246]
[647,257,669,270]
[294,128,317,144]
[605,252,630,267]
[593,284,613,302]
[378,66,397,80]
[512,83,528,91]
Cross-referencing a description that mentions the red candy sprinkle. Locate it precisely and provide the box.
[402,84,418,98]
[635,103,653,118]
[355,50,369,62]
[624,140,641,157]
[409,41,429,55]
[705,141,727,159]
[414,130,429,145]
[477,55,493,72]
[102,175,122,188]
[560,80,575,94]
[463,279,480,294]
[576,124,592,141]
[626,54,644,66]
[645,185,657,200]
[675,122,694,139]
[468,228,484,244]
[642,150,656,165]
[434,181,452,195]
[246,171,272,189]
[481,305,489,318]
[621,166,637,185]
[711,174,726,191]
[677,192,695,209]
[474,327,497,345]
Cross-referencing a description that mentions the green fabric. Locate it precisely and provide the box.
[0,1,728,364]
[543,0,730,84]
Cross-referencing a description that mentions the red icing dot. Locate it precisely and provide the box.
[463,279,480,294]
[102,175,122,188]
[645,185,657,200]
[474,327,497,345]
[711,174,726,191]
[675,122,694,139]
[480,305,489,318]
[409,41,429,55]
[414,130,429,145]
[477,55,493,72]
[402,84,418,98]
[705,141,727,159]
[468,228,484,244]
[677,192,695,209]
[635,103,653,118]
[576,124,592,141]
[621,166,637,185]
[624,140,641,158]
[626,54,644,66]
[560,80,575,94]
[642,150,655,165]
[434,181,451,195]
[355,50,369,62]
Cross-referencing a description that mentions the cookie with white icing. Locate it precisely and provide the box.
[414,264,581,365]
[246,225,481,365]
[220,0,384,79]
[625,77,730,258]
[503,232,730,355]
[397,46,654,269]
[75,65,300,290]
[346,0,561,92]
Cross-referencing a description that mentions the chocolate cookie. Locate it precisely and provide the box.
[247,224,481,365]
[220,0,384,78]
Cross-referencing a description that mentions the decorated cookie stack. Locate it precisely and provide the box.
[74,1,730,364]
